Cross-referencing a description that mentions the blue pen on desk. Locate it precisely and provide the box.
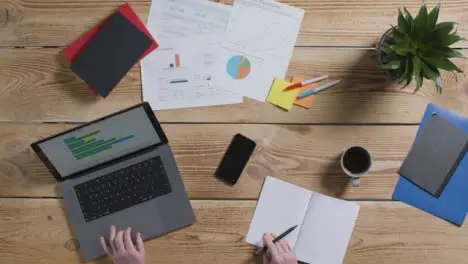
[297,80,340,99]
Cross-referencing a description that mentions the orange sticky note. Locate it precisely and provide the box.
[293,76,317,109]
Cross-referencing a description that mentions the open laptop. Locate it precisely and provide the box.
[31,102,195,261]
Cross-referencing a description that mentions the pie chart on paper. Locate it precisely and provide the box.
[226,55,251,80]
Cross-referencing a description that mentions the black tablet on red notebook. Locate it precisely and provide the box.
[65,3,158,97]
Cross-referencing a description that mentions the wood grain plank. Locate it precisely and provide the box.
[0,0,467,47]
[0,123,415,199]
[0,199,466,264]
[0,49,141,121]
[0,48,467,123]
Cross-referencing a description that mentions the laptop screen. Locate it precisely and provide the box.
[37,106,162,178]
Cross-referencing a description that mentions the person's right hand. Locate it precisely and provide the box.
[100,225,145,264]
[262,233,297,264]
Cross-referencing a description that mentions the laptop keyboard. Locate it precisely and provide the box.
[74,156,172,222]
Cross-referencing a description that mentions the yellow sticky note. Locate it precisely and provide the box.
[292,76,317,109]
[266,78,299,111]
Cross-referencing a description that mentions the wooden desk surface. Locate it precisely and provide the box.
[0,0,467,263]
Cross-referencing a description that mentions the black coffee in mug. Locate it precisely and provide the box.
[342,146,371,174]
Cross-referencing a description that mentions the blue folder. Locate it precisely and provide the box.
[393,103,468,226]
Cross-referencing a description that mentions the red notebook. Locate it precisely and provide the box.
[64,3,158,95]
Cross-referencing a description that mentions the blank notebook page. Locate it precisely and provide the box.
[294,192,360,264]
[245,176,311,248]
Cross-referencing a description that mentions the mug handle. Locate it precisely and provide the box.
[352,177,360,187]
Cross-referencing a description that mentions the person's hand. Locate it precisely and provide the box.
[262,233,297,264]
[100,225,145,264]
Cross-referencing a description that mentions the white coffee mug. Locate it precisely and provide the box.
[340,146,372,187]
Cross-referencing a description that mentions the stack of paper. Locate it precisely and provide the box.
[212,0,304,102]
[141,0,242,110]
[141,0,305,110]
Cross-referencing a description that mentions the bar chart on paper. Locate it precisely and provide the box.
[169,53,181,68]
[157,49,184,70]
[64,131,135,160]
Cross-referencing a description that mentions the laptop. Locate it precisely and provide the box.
[31,102,196,261]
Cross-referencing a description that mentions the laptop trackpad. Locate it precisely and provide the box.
[105,200,166,239]
[77,201,166,260]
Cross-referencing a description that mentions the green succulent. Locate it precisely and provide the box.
[380,3,465,93]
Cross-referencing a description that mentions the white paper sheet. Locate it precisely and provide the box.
[245,176,311,248]
[212,0,304,102]
[246,177,360,264]
[294,193,360,264]
[146,0,232,48]
[142,36,242,110]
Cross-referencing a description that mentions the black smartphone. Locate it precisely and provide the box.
[215,134,256,185]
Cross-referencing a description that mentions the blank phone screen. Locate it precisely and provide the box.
[216,134,256,185]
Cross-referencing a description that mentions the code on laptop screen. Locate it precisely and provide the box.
[38,107,161,178]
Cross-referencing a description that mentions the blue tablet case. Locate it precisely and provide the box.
[393,104,468,226]
[398,114,468,197]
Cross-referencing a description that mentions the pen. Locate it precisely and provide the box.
[254,225,299,255]
[297,80,340,99]
[284,75,328,91]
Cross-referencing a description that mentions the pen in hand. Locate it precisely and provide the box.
[255,225,298,255]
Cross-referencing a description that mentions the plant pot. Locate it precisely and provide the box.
[376,28,393,67]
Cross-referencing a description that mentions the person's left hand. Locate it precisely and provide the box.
[100,225,145,264]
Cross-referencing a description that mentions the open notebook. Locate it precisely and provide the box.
[246,177,360,264]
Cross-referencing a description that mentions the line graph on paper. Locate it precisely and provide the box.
[214,0,304,101]
[224,13,300,62]
[229,23,293,54]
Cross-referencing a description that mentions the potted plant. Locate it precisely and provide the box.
[377,3,465,92]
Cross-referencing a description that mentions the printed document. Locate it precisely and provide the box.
[142,36,242,110]
[146,0,232,48]
[142,0,241,110]
[212,0,304,101]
